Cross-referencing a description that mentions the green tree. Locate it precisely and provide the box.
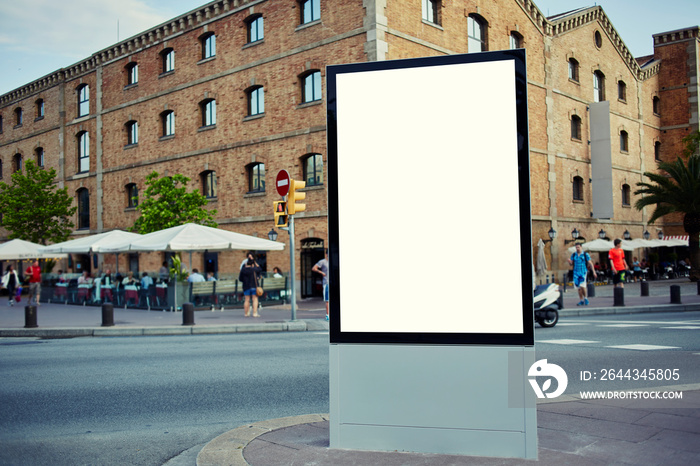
[131,171,217,234]
[635,131,700,281]
[0,160,77,245]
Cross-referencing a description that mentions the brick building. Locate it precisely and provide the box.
[1,0,698,290]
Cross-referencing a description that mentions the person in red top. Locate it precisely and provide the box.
[608,239,629,288]
[25,260,42,306]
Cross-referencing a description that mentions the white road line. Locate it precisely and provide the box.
[539,339,600,345]
[606,344,679,351]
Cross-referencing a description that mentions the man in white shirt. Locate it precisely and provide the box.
[187,268,205,282]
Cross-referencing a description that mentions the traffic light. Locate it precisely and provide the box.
[273,201,288,227]
[287,179,306,215]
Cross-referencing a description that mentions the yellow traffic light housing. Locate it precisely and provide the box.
[273,201,288,227]
[287,179,306,215]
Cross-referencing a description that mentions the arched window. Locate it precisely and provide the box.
[14,107,22,126]
[653,96,660,115]
[77,188,90,230]
[617,80,626,102]
[303,153,324,186]
[161,110,175,137]
[78,84,90,117]
[593,70,605,102]
[248,162,265,192]
[161,48,175,74]
[0,160,3,179]
[621,184,631,206]
[126,183,138,208]
[201,170,217,199]
[125,120,138,146]
[246,14,264,43]
[200,99,216,127]
[77,131,90,173]
[654,141,661,161]
[35,99,44,119]
[619,130,629,152]
[467,14,487,52]
[247,86,265,116]
[301,70,322,103]
[201,32,216,59]
[13,153,22,172]
[126,62,138,86]
[422,0,439,25]
[573,176,584,201]
[571,115,582,140]
[35,147,44,167]
[568,58,579,82]
[300,0,320,24]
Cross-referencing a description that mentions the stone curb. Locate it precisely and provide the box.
[196,414,329,466]
[560,302,700,317]
[0,321,313,338]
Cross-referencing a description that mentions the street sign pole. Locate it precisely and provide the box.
[289,214,297,321]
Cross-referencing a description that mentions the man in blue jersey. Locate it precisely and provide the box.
[568,243,597,306]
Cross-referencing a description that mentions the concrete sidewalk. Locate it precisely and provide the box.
[198,384,700,465]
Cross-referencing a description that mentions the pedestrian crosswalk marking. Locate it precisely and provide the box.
[606,344,679,351]
[539,339,600,345]
[598,324,648,328]
[661,326,700,330]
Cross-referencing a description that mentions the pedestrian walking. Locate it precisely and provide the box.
[238,259,262,317]
[609,239,629,288]
[568,244,596,306]
[25,260,42,306]
[312,249,330,320]
[1,265,20,306]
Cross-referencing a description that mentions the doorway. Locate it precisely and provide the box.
[300,238,325,298]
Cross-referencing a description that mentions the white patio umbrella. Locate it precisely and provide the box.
[0,239,67,260]
[99,223,285,311]
[100,223,285,254]
[39,230,142,254]
[567,238,635,254]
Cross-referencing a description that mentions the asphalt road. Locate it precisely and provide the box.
[0,332,330,466]
[535,310,700,393]
[0,311,697,465]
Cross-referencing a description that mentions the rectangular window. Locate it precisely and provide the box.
[78,86,89,117]
[79,132,90,172]
[304,72,322,103]
[302,0,320,24]
[203,34,216,59]
[249,16,264,43]
[422,0,437,23]
[163,111,175,136]
[249,87,264,116]
[163,50,174,73]
[203,100,216,126]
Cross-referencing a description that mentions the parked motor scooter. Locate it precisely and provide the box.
[533,283,562,328]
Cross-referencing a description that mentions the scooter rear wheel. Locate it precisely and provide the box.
[537,310,559,328]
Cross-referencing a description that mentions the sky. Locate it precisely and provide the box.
[1,0,699,96]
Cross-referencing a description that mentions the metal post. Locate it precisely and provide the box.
[670,285,681,304]
[613,287,625,307]
[182,302,195,326]
[289,215,297,321]
[24,305,38,328]
[102,303,115,327]
[641,281,649,297]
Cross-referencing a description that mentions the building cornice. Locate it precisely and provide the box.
[1,0,262,107]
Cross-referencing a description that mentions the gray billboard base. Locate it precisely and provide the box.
[330,344,537,459]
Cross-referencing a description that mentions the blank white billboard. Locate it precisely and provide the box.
[327,51,532,345]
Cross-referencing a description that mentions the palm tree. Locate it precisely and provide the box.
[635,132,700,281]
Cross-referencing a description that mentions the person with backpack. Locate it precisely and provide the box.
[568,243,597,306]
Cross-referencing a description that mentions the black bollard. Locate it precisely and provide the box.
[670,285,682,304]
[182,302,195,326]
[102,303,115,327]
[587,283,595,298]
[641,281,649,297]
[613,287,625,307]
[24,305,38,328]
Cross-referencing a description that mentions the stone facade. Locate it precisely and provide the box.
[1,0,698,286]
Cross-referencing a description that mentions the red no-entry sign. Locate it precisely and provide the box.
[276,170,290,197]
